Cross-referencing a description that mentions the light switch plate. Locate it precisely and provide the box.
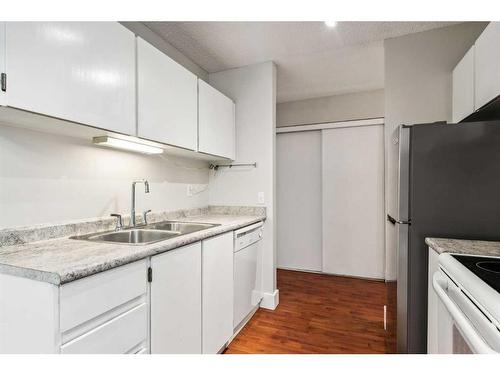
[257,191,265,204]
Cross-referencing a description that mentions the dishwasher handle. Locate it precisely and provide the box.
[234,222,263,238]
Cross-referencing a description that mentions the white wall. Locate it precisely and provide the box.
[384,22,487,280]
[277,89,384,127]
[207,62,277,299]
[0,125,209,228]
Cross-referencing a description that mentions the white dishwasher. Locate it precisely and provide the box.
[233,222,263,330]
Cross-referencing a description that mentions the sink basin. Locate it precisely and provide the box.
[71,228,180,245]
[70,221,219,245]
[145,221,219,234]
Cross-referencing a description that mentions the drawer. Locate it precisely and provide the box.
[60,260,147,331]
[61,303,147,354]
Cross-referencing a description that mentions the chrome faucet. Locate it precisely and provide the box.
[131,179,150,227]
[110,213,123,231]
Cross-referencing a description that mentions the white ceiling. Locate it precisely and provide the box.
[145,22,458,103]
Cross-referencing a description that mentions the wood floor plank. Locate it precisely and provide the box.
[225,269,396,354]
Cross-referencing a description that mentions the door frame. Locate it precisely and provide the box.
[276,117,384,134]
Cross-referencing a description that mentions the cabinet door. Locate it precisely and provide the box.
[5,22,136,135]
[137,37,198,150]
[151,242,202,354]
[198,79,235,159]
[202,232,234,353]
[452,46,475,123]
[474,22,500,110]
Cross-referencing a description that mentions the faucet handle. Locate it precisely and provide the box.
[143,210,152,225]
[110,214,123,231]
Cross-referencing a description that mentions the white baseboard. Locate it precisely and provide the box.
[260,289,279,310]
[277,267,386,282]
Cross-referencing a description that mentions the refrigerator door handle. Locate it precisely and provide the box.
[387,214,411,225]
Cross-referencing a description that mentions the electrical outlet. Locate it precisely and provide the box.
[257,191,265,204]
[187,185,194,197]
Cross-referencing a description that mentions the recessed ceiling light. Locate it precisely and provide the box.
[93,136,164,155]
[324,21,337,28]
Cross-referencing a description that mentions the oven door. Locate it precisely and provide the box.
[433,271,499,354]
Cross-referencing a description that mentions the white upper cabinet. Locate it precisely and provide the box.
[198,79,235,160]
[137,37,198,150]
[474,22,500,110]
[452,46,475,123]
[4,22,136,135]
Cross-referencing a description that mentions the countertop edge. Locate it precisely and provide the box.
[425,237,443,254]
[426,237,500,257]
[0,215,265,286]
[0,263,61,284]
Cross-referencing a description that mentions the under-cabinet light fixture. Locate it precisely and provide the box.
[324,21,337,27]
[92,136,164,155]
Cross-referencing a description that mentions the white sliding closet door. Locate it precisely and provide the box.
[277,131,322,271]
[322,125,385,279]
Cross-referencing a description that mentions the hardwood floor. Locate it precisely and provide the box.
[225,269,396,354]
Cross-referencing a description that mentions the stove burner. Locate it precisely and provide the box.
[476,261,500,274]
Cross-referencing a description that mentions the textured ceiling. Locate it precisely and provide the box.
[145,21,458,103]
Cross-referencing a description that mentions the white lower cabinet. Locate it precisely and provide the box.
[202,232,234,354]
[61,303,148,354]
[0,259,149,354]
[0,273,59,353]
[150,242,202,354]
[60,259,147,332]
[0,231,241,354]
[59,260,149,354]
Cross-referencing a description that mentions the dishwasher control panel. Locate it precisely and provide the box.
[234,222,263,251]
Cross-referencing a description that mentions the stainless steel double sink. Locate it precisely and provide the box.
[71,221,219,245]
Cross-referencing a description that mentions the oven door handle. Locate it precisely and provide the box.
[433,272,497,354]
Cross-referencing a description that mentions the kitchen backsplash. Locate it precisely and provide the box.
[0,206,266,247]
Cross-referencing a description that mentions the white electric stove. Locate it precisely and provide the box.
[434,253,500,354]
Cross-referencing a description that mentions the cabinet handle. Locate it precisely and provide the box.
[147,267,153,283]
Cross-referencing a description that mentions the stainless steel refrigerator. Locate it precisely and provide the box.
[388,120,500,353]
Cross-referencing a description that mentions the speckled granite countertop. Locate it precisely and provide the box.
[426,237,500,257]
[0,210,265,285]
